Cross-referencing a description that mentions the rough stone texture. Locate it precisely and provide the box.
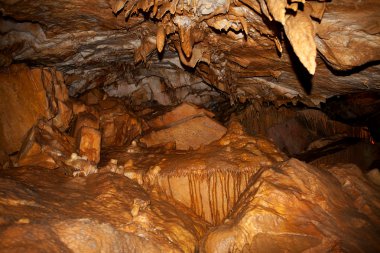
[16,120,75,169]
[105,121,286,225]
[0,167,207,253]
[200,159,380,253]
[237,104,371,155]
[77,126,101,164]
[141,116,227,150]
[99,99,143,147]
[73,112,100,139]
[0,64,71,154]
[148,102,215,129]
[315,0,380,70]
[0,0,378,106]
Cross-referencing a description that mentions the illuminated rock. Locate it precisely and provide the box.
[141,103,227,150]
[77,127,101,164]
[136,121,286,225]
[99,100,143,147]
[0,64,72,154]
[16,120,75,169]
[201,159,380,252]
[73,112,100,140]
[0,168,207,253]
[148,102,215,129]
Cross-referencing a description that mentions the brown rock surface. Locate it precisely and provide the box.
[142,116,227,150]
[0,64,72,154]
[105,121,286,225]
[77,126,101,164]
[200,159,380,252]
[148,102,215,129]
[0,1,378,106]
[73,112,100,139]
[99,100,143,147]
[16,120,75,169]
[0,167,207,253]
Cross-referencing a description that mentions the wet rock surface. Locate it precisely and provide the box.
[0,1,379,105]
[107,120,286,225]
[0,167,207,253]
[201,159,380,253]
[0,65,379,252]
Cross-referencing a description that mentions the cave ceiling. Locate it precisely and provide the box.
[0,0,379,106]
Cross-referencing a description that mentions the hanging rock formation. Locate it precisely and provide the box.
[0,0,378,105]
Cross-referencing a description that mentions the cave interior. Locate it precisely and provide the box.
[0,0,379,252]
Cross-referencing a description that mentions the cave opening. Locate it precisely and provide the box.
[1,0,380,252]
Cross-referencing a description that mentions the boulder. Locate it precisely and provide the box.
[77,126,101,164]
[0,64,72,154]
[100,102,143,147]
[73,112,100,139]
[200,159,380,252]
[148,102,215,129]
[141,115,227,150]
[16,120,75,169]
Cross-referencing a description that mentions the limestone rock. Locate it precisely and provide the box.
[112,121,286,225]
[0,64,51,154]
[0,64,72,155]
[200,159,380,252]
[315,0,380,70]
[141,115,226,150]
[72,101,100,118]
[64,153,98,177]
[99,101,143,147]
[16,120,75,169]
[77,127,101,164]
[148,102,215,129]
[0,167,207,253]
[73,112,100,139]
[0,0,379,107]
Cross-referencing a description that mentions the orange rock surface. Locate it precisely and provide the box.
[105,121,286,224]
[16,120,75,169]
[99,100,143,147]
[0,167,207,253]
[0,64,71,154]
[201,159,380,252]
[141,116,227,150]
[77,126,101,164]
[147,102,215,129]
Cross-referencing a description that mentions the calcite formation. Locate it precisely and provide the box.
[105,120,286,224]
[140,103,227,150]
[0,167,207,253]
[0,0,378,105]
[200,159,380,253]
[1,92,380,251]
[0,3,379,249]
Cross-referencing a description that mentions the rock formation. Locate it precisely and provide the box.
[0,0,380,252]
[0,0,379,105]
